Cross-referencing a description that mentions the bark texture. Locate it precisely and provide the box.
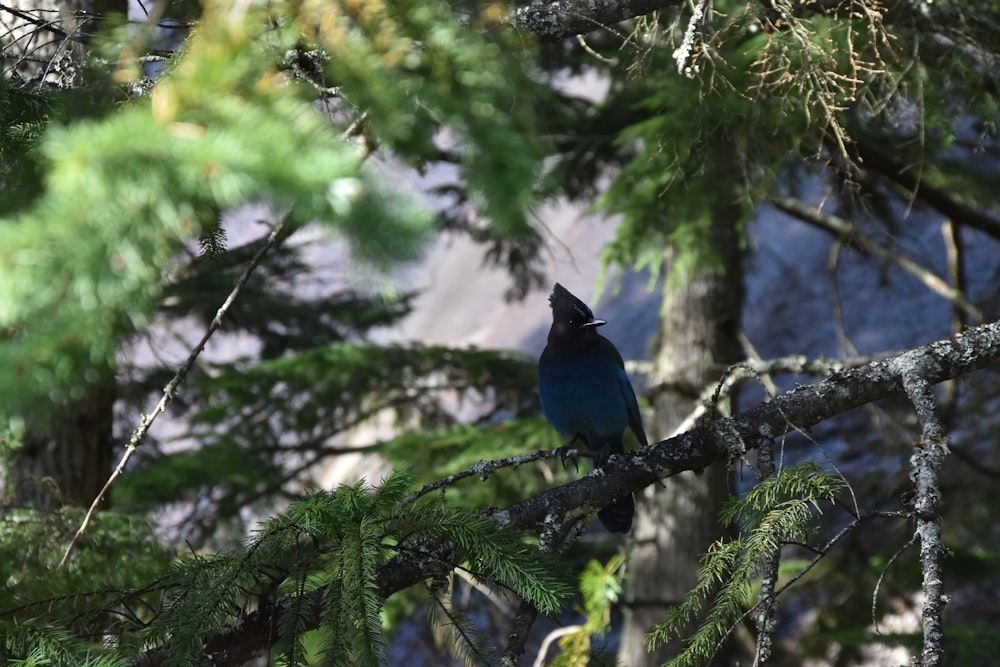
[901,372,948,666]
[510,0,683,40]
[11,380,115,509]
[618,208,746,664]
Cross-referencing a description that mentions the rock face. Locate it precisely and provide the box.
[394,203,660,358]
[395,197,998,364]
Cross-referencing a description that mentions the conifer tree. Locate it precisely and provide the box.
[1,1,999,666]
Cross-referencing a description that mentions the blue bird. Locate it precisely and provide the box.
[538,283,648,533]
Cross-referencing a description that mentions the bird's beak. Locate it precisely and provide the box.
[581,318,607,329]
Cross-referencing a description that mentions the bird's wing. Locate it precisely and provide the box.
[604,338,649,448]
[617,364,648,447]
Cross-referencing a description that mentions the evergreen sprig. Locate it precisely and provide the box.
[130,470,572,667]
[0,3,435,415]
[0,77,56,206]
[646,463,844,666]
[196,225,228,262]
[1,618,126,667]
[419,506,574,617]
[0,509,172,663]
[426,588,499,667]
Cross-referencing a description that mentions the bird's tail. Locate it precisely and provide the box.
[598,493,634,533]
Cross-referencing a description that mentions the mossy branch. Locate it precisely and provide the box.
[129,319,1000,666]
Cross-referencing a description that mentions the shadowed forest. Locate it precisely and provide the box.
[2,1,999,665]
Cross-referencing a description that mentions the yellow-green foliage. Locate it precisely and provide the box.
[549,554,626,666]
[288,0,546,238]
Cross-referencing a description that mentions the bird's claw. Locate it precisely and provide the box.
[552,446,576,472]
[555,437,584,472]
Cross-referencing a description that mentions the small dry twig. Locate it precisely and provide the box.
[58,218,290,569]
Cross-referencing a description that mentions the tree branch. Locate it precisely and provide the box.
[771,196,984,323]
[853,141,1000,242]
[899,372,948,666]
[129,319,1000,666]
[752,437,780,666]
[504,598,540,665]
[509,0,683,41]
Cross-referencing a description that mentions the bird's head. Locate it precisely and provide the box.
[548,283,606,339]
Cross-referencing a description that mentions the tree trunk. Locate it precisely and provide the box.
[618,210,746,665]
[10,381,116,509]
[2,0,125,510]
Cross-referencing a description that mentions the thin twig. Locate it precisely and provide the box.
[939,219,965,423]
[738,333,782,400]
[400,448,588,507]
[532,625,583,667]
[871,532,918,635]
[941,219,969,332]
[827,243,861,358]
[575,34,616,64]
[58,218,290,569]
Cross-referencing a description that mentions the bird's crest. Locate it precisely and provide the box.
[549,283,597,326]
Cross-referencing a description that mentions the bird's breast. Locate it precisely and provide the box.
[537,355,628,440]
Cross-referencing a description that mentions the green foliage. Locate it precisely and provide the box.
[1,3,566,661]
[597,71,758,285]
[0,509,172,665]
[549,555,626,667]
[592,7,807,283]
[114,344,542,524]
[162,255,417,359]
[197,224,228,261]
[0,77,58,206]
[123,470,572,666]
[0,2,434,416]
[0,77,54,157]
[579,555,624,636]
[646,463,844,666]
[591,0,980,288]
[112,439,278,512]
[382,418,565,507]
[2,619,128,667]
